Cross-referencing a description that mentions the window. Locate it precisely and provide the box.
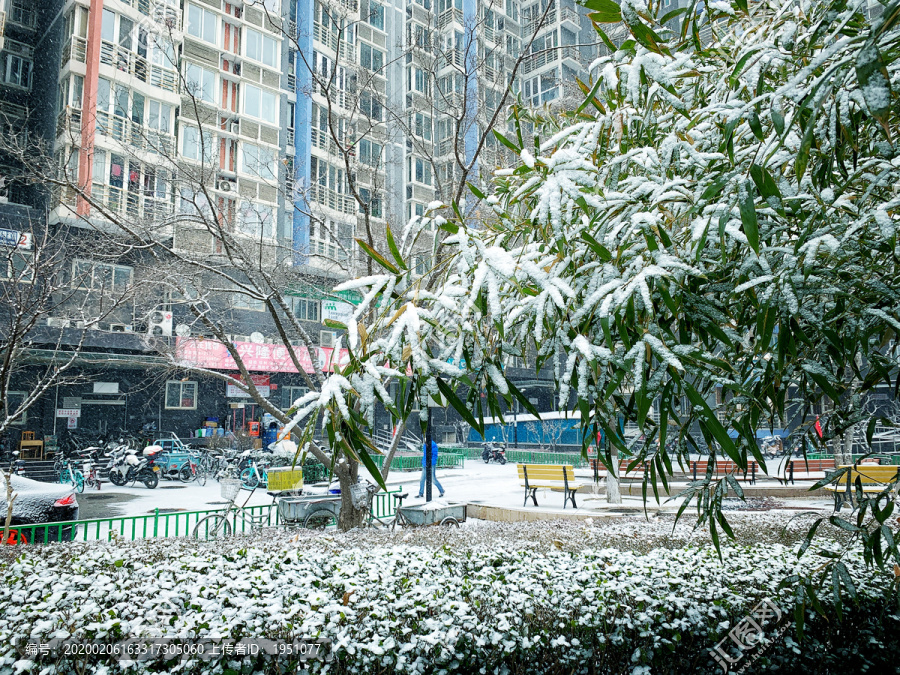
[1,53,31,89]
[233,294,265,311]
[408,67,429,94]
[411,158,432,185]
[360,43,384,72]
[240,143,276,180]
[291,297,319,321]
[0,252,34,283]
[358,139,382,167]
[238,201,275,238]
[245,28,279,68]
[72,260,133,292]
[101,8,115,41]
[360,91,383,120]
[181,125,216,163]
[365,0,384,30]
[414,112,432,140]
[359,187,382,218]
[165,381,198,409]
[5,392,27,426]
[147,100,172,133]
[186,3,218,44]
[243,84,278,124]
[184,62,216,103]
[9,0,36,27]
[282,385,309,410]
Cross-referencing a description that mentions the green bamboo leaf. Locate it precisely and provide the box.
[855,41,892,120]
[738,180,760,254]
[795,114,815,180]
[355,238,399,273]
[748,110,764,141]
[492,130,522,155]
[436,377,483,437]
[385,225,408,271]
[581,0,622,23]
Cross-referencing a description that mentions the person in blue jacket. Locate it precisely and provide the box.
[416,439,445,498]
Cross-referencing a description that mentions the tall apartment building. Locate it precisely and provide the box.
[292,0,598,277]
[52,0,293,257]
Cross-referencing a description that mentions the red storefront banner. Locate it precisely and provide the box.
[175,338,350,374]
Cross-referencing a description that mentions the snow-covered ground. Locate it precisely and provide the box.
[80,459,833,522]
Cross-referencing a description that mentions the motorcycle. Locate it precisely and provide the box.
[481,443,507,465]
[106,448,159,489]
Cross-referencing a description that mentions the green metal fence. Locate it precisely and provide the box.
[7,490,401,545]
[447,447,590,467]
[370,452,466,471]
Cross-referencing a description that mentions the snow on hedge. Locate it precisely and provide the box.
[0,521,892,674]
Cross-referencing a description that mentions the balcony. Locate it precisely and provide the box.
[313,22,355,60]
[56,106,82,139]
[99,39,178,93]
[560,6,581,32]
[561,45,582,68]
[313,81,350,110]
[310,183,356,215]
[61,35,87,66]
[438,8,464,30]
[90,183,174,222]
[95,110,176,155]
[521,48,558,75]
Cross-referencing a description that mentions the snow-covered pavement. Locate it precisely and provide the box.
[78,458,833,522]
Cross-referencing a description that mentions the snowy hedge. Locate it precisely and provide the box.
[1,530,898,675]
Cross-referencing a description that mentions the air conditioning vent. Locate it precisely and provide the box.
[218,180,235,192]
[319,330,336,348]
[147,310,173,337]
[229,119,240,134]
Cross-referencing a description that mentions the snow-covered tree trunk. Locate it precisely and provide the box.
[2,470,15,545]
[606,445,621,504]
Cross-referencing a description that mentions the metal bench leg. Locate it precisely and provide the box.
[525,487,538,507]
[565,488,577,509]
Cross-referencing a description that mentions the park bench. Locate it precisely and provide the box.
[517,464,583,509]
[776,458,836,485]
[823,465,900,511]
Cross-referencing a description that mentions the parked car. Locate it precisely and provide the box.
[0,476,79,543]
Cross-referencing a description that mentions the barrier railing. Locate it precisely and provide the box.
[7,491,401,545]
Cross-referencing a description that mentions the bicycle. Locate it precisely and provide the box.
[83,461,101,491]
[179,452,207,486]
[240,458,268,489]
[191,479,271,539]
[59,460,85,493]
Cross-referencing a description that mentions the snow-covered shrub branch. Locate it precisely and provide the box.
[2,530,898,674]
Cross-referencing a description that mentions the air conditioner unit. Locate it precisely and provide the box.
[46,317,70,328]
[109,323,133,332]
[319,330,336,348]
[218,180,235,192]
[229,120,240,134]
[233,62,241,76]
[74,320,87,329]
[147,310,173,337]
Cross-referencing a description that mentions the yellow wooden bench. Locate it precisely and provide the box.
[823,465,900,511]
[517,464,582,509]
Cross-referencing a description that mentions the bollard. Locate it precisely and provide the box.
[788,461,794,485]
[692,461,697,481]
[751,462,756,485]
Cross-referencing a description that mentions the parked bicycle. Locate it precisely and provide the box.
[240,456,269,489]
[179,452,208,486]
[82,461,101,490]
[191,478,271,539]
[58,460,85,494]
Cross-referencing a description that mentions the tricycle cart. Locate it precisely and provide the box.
[396,501,467,528]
